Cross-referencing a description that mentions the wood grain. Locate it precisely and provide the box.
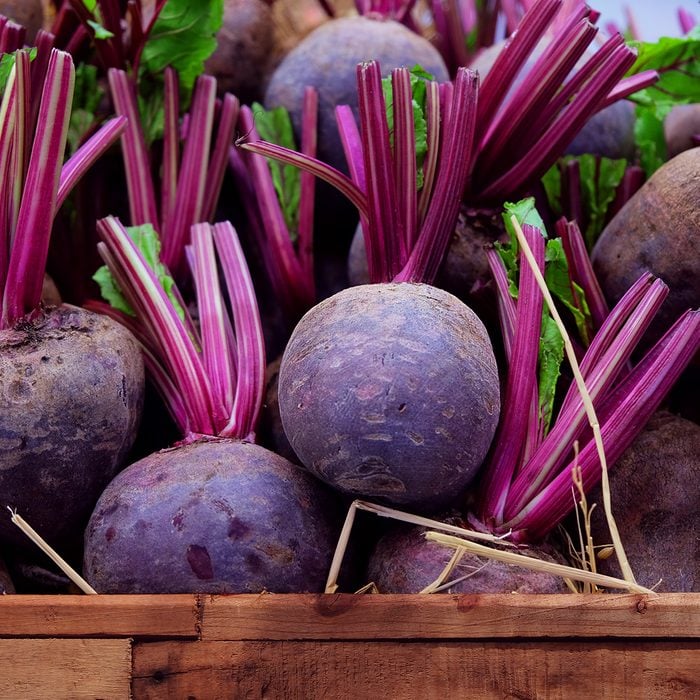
[0,594,200,638]
[132,639,700,700]
[200,593,700,641]
[0,639,131,699]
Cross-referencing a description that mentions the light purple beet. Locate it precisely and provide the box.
[0,305,144,551]
[84,439,341,593]
[278,283,501,511]
[367,522,567,594]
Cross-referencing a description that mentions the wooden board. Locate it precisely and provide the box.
[0,594,200,638]
[132,639,700,700]
[200,592,700,641]
[0,639,131,699]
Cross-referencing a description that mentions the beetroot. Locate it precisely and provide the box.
[591,147,700,345]
[85,439,339,593]
[665,103,700,158]
[0,305,144,551]
[264,16,449,172]
[367,522,567,594]
[278,283,500,510]
[205,0,276,103]
[587,412,700,592]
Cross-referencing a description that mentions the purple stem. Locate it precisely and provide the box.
[357,61,402,280]
[607,165,644,221]
[505,309,700,540]
[160,67,180,239]
[395,68,478,284]
[298,86,319,294]
[418,81,440,224]
[503,277,669,519]
[162,75,217,276]
[598,70,658,111]
[2,50,74,328]
[557,218,608,330]
[203,92,240,222]
[214,222,266,441]
[487,248,517,360]
[108,68,159,229]
[476,0,561,130]
[479,224,545,525]
[678,8,697,34]
[8,50,30,244]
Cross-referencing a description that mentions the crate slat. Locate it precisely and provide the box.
[200,593,700,641]
[0,594,200,638]
[132,639,700,700]
[0,639,131,699]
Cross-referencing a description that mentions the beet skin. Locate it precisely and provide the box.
[366,522,567,594]
[278,283,501,510]
[0,305,144,551]
[84,440,340,593]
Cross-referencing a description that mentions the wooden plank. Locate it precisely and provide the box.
[0,639,131,699]
[201,592,700,641]
[0,595,200,639]
[132,639,700,700]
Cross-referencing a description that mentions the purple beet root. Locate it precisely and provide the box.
[278,283,501,511]
[587,412,700,592]
[84,439,340,593]
[258,356,299,465]
[0,305,144,551]
[366,521,567,594]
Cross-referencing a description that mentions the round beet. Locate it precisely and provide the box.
[205,0,276,103]
[664,103,700,158]
[84,439,340,593]
[367,522,567,594]
[258,355,299,464]
[587,412,700,592]
[0,305,144,551]
[278,283,501,510]
[591,147,700,346]
[264,16,449,172]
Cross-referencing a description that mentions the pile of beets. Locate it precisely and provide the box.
[0,0,698,597]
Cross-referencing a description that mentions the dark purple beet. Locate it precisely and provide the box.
[591,147,700,347]
[366,521,567,593]
[258,355,299,464]
[587,412,700,592]
[84,439,340,593]
[0,305,144,551]
[665,103,700,159]
[278,283,501,511]
[264,16,449,174]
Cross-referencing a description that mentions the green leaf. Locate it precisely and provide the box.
[251,103,301,239]
[382,65,434,189]
[94,224,186,320]
[538,313,565,435]
[82,0,97,10]
[497,197,547,298]
[541,162,562,218]
[626,29,700,176]
[67,63,104,155]
[137,78,166,147]
[0,48,37,95]
[87,19,115,40]
[140,0,224,104]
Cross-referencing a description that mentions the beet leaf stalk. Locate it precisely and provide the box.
[0,48,125,329]
[239,61,478,287]
[229,89,319,320]
[477,201,700,541]
[109,67,238,279]
[94,216,265,442]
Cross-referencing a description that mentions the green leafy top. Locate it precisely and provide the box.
[541,155,627,249]
[94,223,185,320]
[382,65,434,189]
[141,0,224,102]
[626,27,700,175]
[67,63,105,155]
[252,103,301,239]
[497,198,592,434]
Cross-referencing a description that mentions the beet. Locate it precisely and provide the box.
[0,305,144,551]
[366,521,567,594]
[591,147,700,345]
[665,103,700,158]
[587,412,700,592]
[0,0,43,42]
[84,439,340,593]
[278,283,501,510]
[258,355,299,465]
[264,16,449,173]
[204,0,276,103]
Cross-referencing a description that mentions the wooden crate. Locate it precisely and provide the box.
[1,593,699,699]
